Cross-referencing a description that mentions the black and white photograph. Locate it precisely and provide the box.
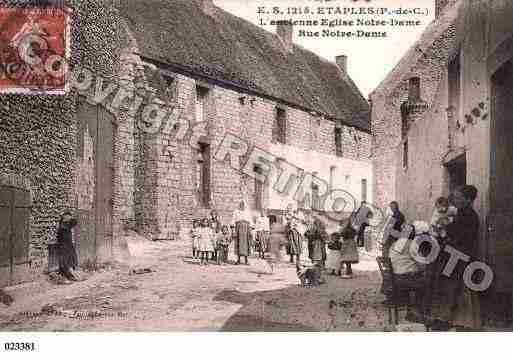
[0,0,511,356]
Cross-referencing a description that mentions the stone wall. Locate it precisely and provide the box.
[135,67,372,236]
[371,21,460,218]
[0,0,135,283]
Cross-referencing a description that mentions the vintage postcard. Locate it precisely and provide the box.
[0,0,511,357]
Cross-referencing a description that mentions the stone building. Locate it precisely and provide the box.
[371,0,513,319]
[0,0,371,287]
[117,0,373,237]
[0,0,137,287]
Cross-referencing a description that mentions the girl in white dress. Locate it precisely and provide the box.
[198,218,215,265]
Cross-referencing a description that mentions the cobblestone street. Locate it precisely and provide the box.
[0,237,389,331]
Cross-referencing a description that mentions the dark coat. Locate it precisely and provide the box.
[304,225,328,262]
[446,206,479,259]
[392,210,405,232]
[286,225,302,256]
[57,219,78,270]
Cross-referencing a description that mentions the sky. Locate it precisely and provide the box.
[214,0,435,97]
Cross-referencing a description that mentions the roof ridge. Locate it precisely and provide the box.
[370,0,463,99]
[118,0,371,130]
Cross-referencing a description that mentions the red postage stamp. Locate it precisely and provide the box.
[0,6,71,94]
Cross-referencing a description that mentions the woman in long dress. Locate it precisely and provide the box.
[286,216,302,264]
[232,201,253,265]
[304,217,328,282]
[444,185,481,330]
[210,210,221,261]
[339,224,359,279]
[56,212,78,281]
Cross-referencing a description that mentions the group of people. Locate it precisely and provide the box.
[187,200,379,290]
[189,203,272,266]
[190,215,231,265]
[383,184,481,330]
[187,200,373,277]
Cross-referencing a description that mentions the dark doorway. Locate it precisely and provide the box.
[490,59,513,296]
[445,154,466,193]
[0,186,31,287]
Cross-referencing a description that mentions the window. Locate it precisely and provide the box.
[403,140,408,169]
[361,179,368,202]
[335,127,343,157]
[197,143,211,207]
[196,86,209,123]
[273,107,287,144]
[254,165,263,211]
[448,52,461,148]
[448,52,461,115]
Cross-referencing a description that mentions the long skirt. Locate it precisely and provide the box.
[430,258,481,329]
[326,249,342,271]
[255,231,270,253]
[268,232,284,262]
[286,229,302,256]
[234,220,252,257]
[340,238,359,264]
[58,242,78,270]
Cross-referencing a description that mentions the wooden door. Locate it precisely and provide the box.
[0,186,30,287]
[75,100,114,266]
[490,59,513,293]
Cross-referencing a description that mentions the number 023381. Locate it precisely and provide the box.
[4,342,36,351]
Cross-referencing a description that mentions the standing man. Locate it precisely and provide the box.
[383,201,405,257]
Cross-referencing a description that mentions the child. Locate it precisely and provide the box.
[339,224,358,279]
[254,210,270,259]
[430,196,457,241]
[190,219,200,259]
[198,218,215,265]
[216,225,231,265]
[326,230,342,276]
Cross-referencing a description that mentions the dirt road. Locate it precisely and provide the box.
[0,238,389,331]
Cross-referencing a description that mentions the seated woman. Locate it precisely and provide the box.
[387,221,429,322]
[389,221,428,287]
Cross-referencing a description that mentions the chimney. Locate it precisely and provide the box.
[435,0,450,18]
[408,77,421,101]
[336,55,347,73]
[277,21,293,53]
[195,0,216,17]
